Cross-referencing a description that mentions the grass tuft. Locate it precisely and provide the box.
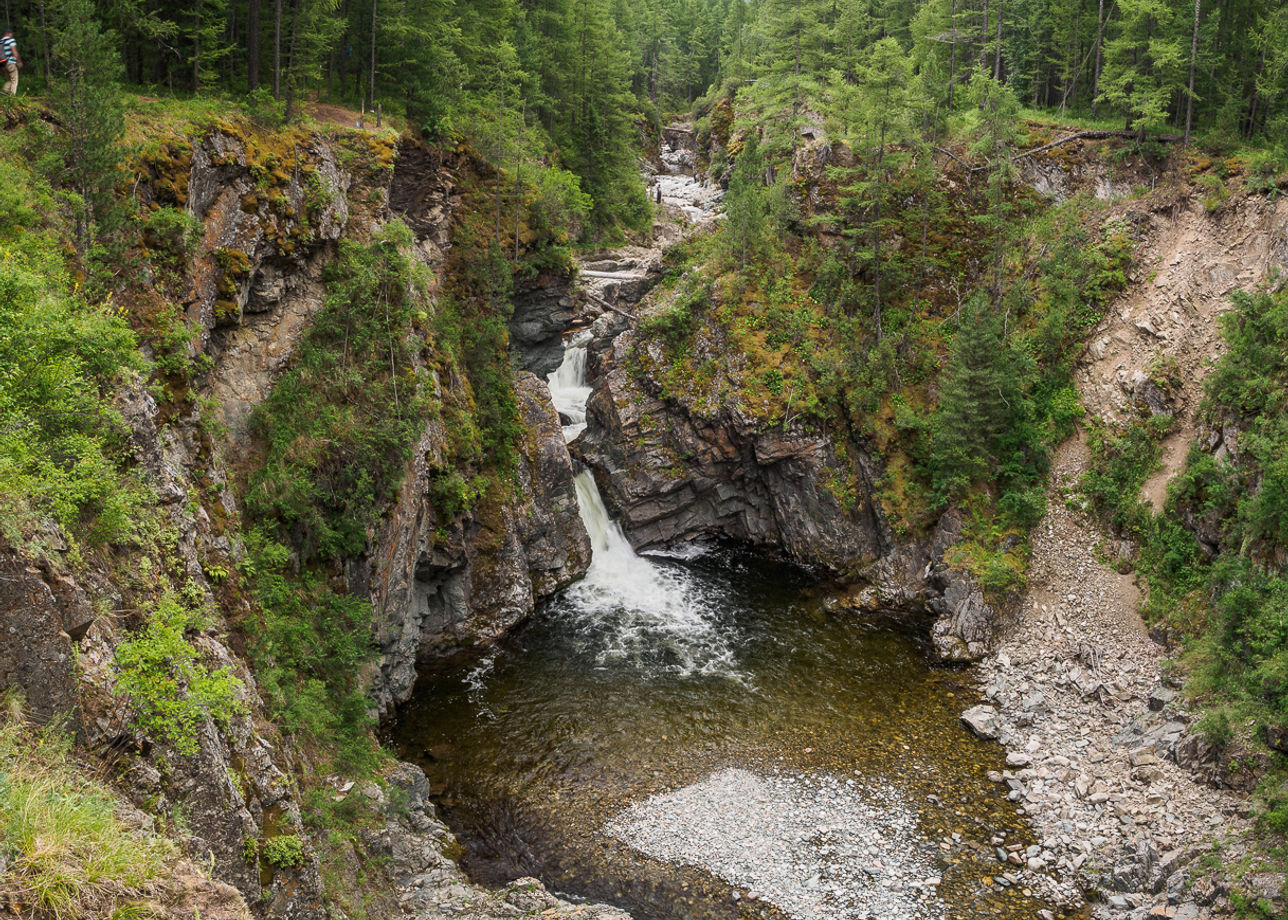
[0,708,175,920]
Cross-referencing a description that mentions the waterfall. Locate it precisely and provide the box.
[546,330,592,440]
[546,332,733,677]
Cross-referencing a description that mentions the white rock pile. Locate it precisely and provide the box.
[606,767,949,920]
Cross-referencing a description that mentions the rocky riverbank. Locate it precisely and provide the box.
[954,189,1288,920]
[961,438,1254,919]
[607,768,949,920]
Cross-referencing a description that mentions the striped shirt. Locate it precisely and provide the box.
[1,37,15,65]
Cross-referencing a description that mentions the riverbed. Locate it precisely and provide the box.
[393,543,1077,920]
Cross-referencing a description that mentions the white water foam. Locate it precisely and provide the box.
[546,329,593,441]
[546,334,735,678]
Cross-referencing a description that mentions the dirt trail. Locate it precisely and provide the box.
[976,191,1288,918]
[1078,195,1288,510]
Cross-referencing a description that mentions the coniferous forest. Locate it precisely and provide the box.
[7,0,1288,232]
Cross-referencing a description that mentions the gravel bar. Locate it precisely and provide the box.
[606,767,948,920]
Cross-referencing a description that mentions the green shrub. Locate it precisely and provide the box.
[241,531,382,774]
[114,592,243,755]
[0,204,146,552]
[261,834,306,868]
[1195,707,1234,749]
[1080,415,1171,536]
[141,206,201,266]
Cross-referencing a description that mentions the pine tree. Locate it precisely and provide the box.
[47,0,125,257]
[832,37,915,340]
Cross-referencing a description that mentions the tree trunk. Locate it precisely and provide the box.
[1091,0,1105,113]
[192,0,203,91]
[283,0,300,114]
[648,19,658,104]
[37,0,51,90]
[872,83,890,342]
[514,99,526,262]
[1184,0,1201,144]
[273,0,282,100]
[248,0,260,90]
[494,67,504,243]
[369,0,377,111]
[979,0,989,74]
[949,0,958,107]
[993,0,1002,80]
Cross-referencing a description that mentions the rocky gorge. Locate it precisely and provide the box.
[544,132,1288,920]
[3,102,1288,920]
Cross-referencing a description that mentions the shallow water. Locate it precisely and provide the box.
[392,549,1075,920]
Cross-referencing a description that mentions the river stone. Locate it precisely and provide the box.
[960,705,1003,740]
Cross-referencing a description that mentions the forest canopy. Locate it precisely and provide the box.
[3,0,1285,241]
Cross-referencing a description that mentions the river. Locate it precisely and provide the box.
[392,334,1072,920]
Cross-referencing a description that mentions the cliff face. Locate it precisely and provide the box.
[358,370,589,715]
[572,316,1000,663]
[576,319,891,571]
[2,119,592,920]
[172,126,590,715]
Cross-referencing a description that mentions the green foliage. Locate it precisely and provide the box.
[929,295,1037,502]
[0,712,176,918]
[239,531,382,774]
[640,277,706,349]
[1080,414,1173,535]
[0,173,147,552]
[1091,287,1288,807]
[46,0,127,257]
[140,207,201,268]
[246,221,430,563]
[260,834,306,868]
[114,592,244,756]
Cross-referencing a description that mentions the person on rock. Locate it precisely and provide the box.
[2,28,22,96]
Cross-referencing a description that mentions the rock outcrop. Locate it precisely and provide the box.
[572,313,1001,662]
[359,372,590,716]
[576,321,889,572]
[366,762,631,920]
[510,272,578,377]
[0,549,93,727]
[0,120,599,920]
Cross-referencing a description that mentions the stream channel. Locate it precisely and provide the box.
[393,331,1078,920]
[397,135,1077,918]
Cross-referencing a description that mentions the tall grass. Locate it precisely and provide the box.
[0,709,174,920]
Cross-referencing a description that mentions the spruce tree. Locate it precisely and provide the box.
[931,294,1028,499]
[1096,0,1186,138]
[47,0,125,258]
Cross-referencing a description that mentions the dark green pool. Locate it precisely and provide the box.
[393,548,1077,920]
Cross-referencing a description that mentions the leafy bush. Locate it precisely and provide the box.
[114,592,243,755]
[240,531,382,773]
[246,220,430,563]
[260,834,305,868]
[1080,414,1172,536]
[1114,287,1288,784]
[0,199,146,551]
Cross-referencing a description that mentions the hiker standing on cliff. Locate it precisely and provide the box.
[2,29,22,96]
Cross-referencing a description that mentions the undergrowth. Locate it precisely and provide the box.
[0,160,146,560]
[0,706,176,920]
